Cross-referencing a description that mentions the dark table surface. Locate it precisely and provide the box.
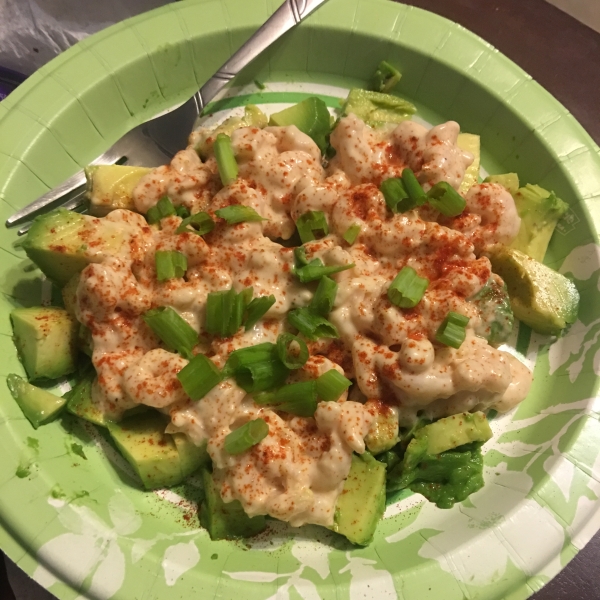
[1,0,600,598]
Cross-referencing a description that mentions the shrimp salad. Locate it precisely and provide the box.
[67,101,534,532]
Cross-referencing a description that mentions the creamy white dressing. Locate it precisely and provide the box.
[77,114,532,527]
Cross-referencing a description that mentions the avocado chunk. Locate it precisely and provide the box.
[487,246,579,335]
[268,97,331,153]
[196,105,268,158]
[389,442,485,509]
[341,88,416,128]
[199,468,266,540]
[6,373,66,428]
[61,273,80,318]
[85,165,151,217]
[386,414,490,507]
[332,452,386,546]
[417,411,492,456]
[11,307,78,380]
[364,401,399,455]
[456,133,480,195]
[484,172,520,195]
[64,365,106,427]
[468,275,514,345]
[173,433,210,479]
[23,208,128,286]
[106,411,207,490]
[508,183,569,262]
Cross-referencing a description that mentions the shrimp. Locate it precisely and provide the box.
[449,182,521,253]
[122,348,189,408]
[392,120,473,190]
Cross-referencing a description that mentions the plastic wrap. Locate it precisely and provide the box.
[0,0,169,75]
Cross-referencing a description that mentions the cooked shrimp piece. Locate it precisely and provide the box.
[449,182,521,252]
[122,348,189,408]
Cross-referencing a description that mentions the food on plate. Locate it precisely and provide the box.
[8,64,580,545]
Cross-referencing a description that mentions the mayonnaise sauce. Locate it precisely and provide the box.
[76,114,532,527]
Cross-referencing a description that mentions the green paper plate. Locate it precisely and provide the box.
[1,0,600,598]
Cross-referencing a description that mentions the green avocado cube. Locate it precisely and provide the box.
[332,452,386,546]
[488,247,579,335]
[11,307,78,381]
[85,164,151,217]
[417,412,492,456]
[268,97,331,152]
[199,468,266,540]
[22,208,127,286]
[6,373,66,429]
[107,411,205,490]
[365,404,399,455]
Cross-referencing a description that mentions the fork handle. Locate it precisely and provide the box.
[194,0,329,110]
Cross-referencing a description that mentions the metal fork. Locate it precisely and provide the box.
[6,0,330,234]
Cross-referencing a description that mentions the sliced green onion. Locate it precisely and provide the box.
[380,178,409,212]
[235,359,290,393]
[253,381,318,417]
[380,177,423,213]
[402,168,427,204]
[245,295,276,330]
[157,196,176,218]
[205,289,236,337]
[276,333,309,369]
[155,250,188,281]
[435,311,470,349]
[214,133,238,186]
[177,354,222,400]
[176,211,215,236]
[270,380,318,417]
[205,288,253,338]
[224,418,269,455]
[142,307,197,360]
[295,261,354,283]
[146,206,160,225]
[426,181,467,216]
[287,307,339,341]
[215,205,265,224]
[343,224,361,245]
[225,342,278,374]
[309,275,337,316]
[387,266,429,308]
[294,246,310,267]
[146,196,176,224]
[296,211,329,244]
[175,205,191,219]
[316,369,352,401]
[372,60,402,93]
[231,287,253,334]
